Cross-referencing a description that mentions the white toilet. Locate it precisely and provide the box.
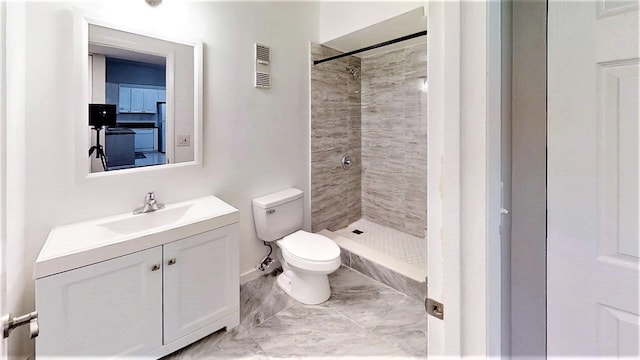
[252,188,341,305]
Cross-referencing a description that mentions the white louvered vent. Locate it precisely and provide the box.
[256,44,271,65]
[254,43,271,89]
[255,72,271,88]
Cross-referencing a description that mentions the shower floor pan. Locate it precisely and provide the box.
[321,218,427,286]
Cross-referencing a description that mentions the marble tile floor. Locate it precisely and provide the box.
[162,266,426,360]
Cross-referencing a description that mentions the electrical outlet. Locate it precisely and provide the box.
[177,135,190,146]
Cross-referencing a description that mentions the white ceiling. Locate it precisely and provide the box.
[322,6,427,59]
[88,43,166,66]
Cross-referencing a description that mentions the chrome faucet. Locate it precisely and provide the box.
[133,192,165,215]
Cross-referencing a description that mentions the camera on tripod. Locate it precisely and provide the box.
[88,104,117,171]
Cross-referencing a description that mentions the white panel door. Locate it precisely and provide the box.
[548,0,639,356]
[163,224,239,344]
[35,247,163,358]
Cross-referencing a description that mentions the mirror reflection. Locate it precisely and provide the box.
[87,24,195,173]
[89,48,167,171]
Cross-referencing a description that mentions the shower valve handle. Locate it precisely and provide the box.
[341,155,352,170]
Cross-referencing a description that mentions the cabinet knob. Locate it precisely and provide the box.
[151,264,161,271]
[167,258,177,266]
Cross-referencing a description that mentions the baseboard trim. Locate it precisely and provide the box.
[240,268,260,284]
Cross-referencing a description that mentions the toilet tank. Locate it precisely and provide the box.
[252,188,304,242]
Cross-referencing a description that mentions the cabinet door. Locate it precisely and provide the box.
[157,89,166,102]
[143,89,158,113]
[130,88,144,113]
[35,247,163,358]
[163,224,239,344]
[134,129,155,152]
[118,86,131,113]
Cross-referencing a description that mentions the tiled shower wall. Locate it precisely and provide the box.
[310,44,361,232]
[361,43,427,238]
[310,42,427,238]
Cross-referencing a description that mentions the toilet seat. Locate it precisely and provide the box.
[277,230,341,272]
[280,230,340,261]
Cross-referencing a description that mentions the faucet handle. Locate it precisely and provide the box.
[145,192,156,202]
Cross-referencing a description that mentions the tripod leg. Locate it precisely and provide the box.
[97,146,108,171]
[100,154,108,171]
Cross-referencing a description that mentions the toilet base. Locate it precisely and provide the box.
[277,268,331,305]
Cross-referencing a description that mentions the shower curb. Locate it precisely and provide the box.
[319,230,427,302]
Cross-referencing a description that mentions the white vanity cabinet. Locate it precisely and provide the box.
[163,225,239,343]
[36,247,163,358]
[34,196,240,359]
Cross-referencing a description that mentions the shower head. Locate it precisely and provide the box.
[345,66,359,80]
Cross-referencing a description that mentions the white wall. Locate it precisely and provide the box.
[5,1,318,357]
[89,54,106,173]
[5,2,28,358]
[90,54,105,103]
[318,1,426,43]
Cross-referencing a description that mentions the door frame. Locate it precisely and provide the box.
[0,0,7,357]
[427,0,506,356]
[509,0,547,356]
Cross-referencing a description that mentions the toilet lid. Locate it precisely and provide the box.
[280,230,340,262]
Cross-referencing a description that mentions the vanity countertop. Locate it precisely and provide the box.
[34,195,239,279]
[115,122,158,129]
[106,128,136,135]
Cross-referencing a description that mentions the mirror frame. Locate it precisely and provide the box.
[74,8,203,180]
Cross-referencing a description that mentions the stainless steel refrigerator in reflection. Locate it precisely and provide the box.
[157,102,166,153]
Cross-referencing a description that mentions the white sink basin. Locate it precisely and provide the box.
[100,205,191,235]
[34,195,239,279]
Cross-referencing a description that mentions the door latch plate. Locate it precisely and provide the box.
[425,298,444,320]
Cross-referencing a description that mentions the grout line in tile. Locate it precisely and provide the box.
[362,327,417,359]
[252,338,274,360]
[339,264,407,297]
[319,304,370,339]
[240,302,296,336]
[366,296,425,360]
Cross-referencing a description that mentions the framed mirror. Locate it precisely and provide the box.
[75,10,202,177]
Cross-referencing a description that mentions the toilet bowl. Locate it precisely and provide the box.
[275,230,341,304]
[251,188,341,305]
